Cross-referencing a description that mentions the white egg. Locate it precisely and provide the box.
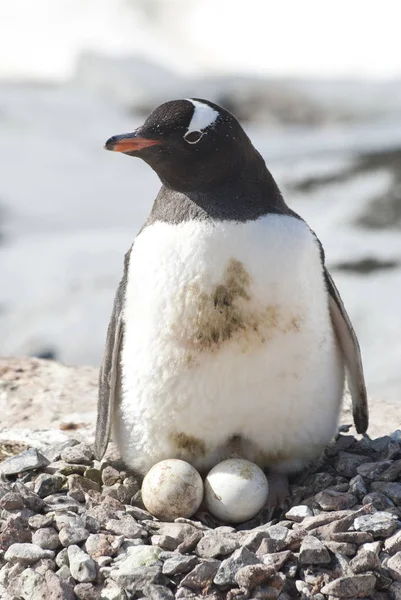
[204,458,269,523]
[141,459,204,521]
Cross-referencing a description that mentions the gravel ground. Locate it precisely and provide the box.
[1,429,401,599]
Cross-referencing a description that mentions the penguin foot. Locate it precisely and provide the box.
[266,472,290,515]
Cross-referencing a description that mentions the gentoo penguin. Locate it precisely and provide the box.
[95,98,368,503]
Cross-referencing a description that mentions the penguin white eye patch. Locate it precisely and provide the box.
[184,130,204,144]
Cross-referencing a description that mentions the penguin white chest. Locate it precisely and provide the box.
[119,215,344,473]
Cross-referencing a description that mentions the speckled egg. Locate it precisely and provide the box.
[141,459,204,521]
[204,458,269,523]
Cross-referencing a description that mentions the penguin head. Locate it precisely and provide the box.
[105,98,258,192]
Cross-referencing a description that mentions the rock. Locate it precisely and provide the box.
[32,557,56,574]
[285,505,313,522]
[55,547,69,568]
[152,523,199,551]
[320,573,376,597]
[0,514,32,549]
[32,527,61,550]
[44,493,81,513]
[371,481,401,505]
[176,530,204,554]
[161,554,198,576]
[13,481,45,512]
[298,536,331,564]
[348,474,368,498]
[34,473,65,497]
[234,564,275,590]
[85,533,116,559]
[4,543,55,565]
[180,559,221,590]
[324,540,357,556]
[196,532,239,558]
[28,513,54,529]
[100,582,128,599]
[354,511,399,537]
[0,491,25,510]
[101,466,121,486]
[68,544,97,582]
[255,536,286,555]
[143,583,174,599]
[336,452,371,478]
[106,515,146,539]
[363,491,395,510]
[214,547,261,587]
[330,531,374,544]
[60,525,90,547]
[388,552,401,582]
[61,443,93,465]
[314,489,357,511]
[84,468,102,486]
[259,550,293,571]
[357,460,393,479]
[0,447,50,476]
[74,582,101,600]
[7,567,75,600]
[110,563,168,593]
[385,530,401,554]
[68,474,100,502]
[350,542,381,573]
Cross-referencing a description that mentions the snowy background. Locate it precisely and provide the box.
[1,0,401,405]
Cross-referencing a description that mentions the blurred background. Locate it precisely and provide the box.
[1,0,401,405]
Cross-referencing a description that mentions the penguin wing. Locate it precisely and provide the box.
[325,268,369,434]
[94,251,129,460]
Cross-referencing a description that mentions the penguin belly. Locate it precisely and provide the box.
[117,214,344,474]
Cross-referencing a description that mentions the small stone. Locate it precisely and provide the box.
[214,547,261,587]
[28,513,54,529]
[350,542,381,573]
[234,564,275,590]
[330,531,374,545]
[84,468,102,486]
[285,505,313,522]
[162,554,198,575]
[0,491,25,510]
[0,514,33,549]
[259,550,292,571]
[324,541,357,556]
[34,473,65,498]
[390,582,401,600]
[61,443,93,465]
[363,491,395,510]
[348,474,368,498]
[44,493,81,513]
[48,462,87,475]
[4,543,55,565]
[68,474,100,502]
[33,557,56,574]
[371,481,401,505]
[379,458,401,481]
[143,583,174,600]
[255,536,286,555]
[388,552,401,582]
[59,526,90,547]
[176,530,204,554]
[101,465,121,486]
[55,547,69,568]
[85,534,116,559]
[314,490,357,511]
[354,511,399,537]
[0,448,50,476]
[100,582,128,600]
[385,530,401,554]
[44,439,79,463]
[68,545,97,583]
[13,481,45,512]
[321,573,376,597]
[74,582,101,600]
[180,559,221,590]
[32,527,60,550]
[106,515,146,539]
[357,460,393,479]
[298,536,331,565]
[196,532,239,558]
[336,452,371,478]
[110,562,168,593]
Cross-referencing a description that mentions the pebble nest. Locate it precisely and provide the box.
[1,430,401,599]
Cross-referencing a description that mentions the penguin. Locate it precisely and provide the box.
[95,98,368,504]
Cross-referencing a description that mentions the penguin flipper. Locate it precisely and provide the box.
[94,252,129,460]
[325,268,369,434]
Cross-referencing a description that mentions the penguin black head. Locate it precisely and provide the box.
[105,98,261,193]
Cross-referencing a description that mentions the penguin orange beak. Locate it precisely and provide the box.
[104,132,161,153]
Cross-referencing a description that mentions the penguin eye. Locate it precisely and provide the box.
[184,130,204,144]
